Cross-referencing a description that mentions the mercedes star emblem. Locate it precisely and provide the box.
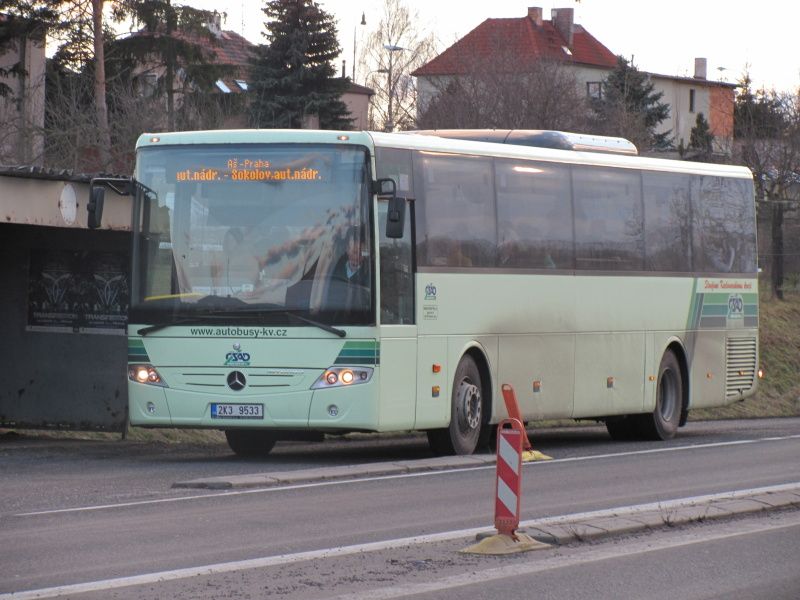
[227,371,246,391]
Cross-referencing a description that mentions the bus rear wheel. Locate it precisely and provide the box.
[637,350,682,440]
[427,355,483,456]
[225,429,277,457]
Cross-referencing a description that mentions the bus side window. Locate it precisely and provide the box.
[692,175,757,274]
[573,166,644,272]
[643,171,692,272]
[378,200,414,324]
[496,160,573,269]
[415,153,496,268]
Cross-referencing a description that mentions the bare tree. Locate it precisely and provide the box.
[45,0,113,169]
[733,80,800,299]
[359,0,436,131]
[91,0,111,167]
[417,40,590,132]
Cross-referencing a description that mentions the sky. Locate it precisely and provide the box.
[184,0,798,93]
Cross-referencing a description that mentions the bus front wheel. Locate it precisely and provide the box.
[638,350,682,440]
[225,429,277,457]
[427,355,483,455]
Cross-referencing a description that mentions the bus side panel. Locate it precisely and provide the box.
[415,335,449,429]
[572,332,646,418]
[497,334,574,420]
[688,329,727,408]
[376,326,417,430]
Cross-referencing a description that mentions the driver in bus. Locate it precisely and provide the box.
[328,226,369,311]
[332,226,368,287]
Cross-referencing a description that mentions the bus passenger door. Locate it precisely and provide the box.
[377,200,417,430]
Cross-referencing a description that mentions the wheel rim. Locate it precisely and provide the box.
[455,379,481,433]
[658,367,678,422]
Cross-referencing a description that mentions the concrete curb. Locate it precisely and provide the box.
[173,454,495,489]
[519,487,800,546]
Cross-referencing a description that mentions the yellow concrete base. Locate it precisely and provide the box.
[460,532,551,555]
[522,449,553,462]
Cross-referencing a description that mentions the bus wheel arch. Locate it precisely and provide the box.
[639,347,684,440]
[466,346,495,450]
[666,341,690,427]
[427,346,492,455]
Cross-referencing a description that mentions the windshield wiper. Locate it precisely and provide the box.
[284,312,346,338]
[137,314,231,336]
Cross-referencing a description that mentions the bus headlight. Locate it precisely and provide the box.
[311,366,373,389]
[128,364,168,387]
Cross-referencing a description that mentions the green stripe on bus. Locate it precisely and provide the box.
[334,341,379,365]
[128,339,149,362]
[701,304,729,317]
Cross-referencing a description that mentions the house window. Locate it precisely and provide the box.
[587,82,604,100]
[138,73,158,97]
[215,80,231,93]
[689,89,696,113]
[235,80,248,91]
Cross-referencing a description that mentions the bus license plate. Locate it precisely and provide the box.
[211,403,264,419]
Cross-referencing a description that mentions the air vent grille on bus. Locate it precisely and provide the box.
[725,337,757,398]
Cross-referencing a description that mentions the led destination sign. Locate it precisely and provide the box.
[173,158,322,183]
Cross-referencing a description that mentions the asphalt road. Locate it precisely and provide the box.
[1,418,798,598]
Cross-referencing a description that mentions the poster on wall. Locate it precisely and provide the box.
[27,249,129,334]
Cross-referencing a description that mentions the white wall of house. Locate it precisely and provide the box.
[342,91,372,130]
[652,76,708,148]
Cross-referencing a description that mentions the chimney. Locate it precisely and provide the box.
[527,7,543,26]
[207,10,222,37]
[694,57,707,79]
[551,8,574,47]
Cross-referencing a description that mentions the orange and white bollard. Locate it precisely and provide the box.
[495,418,524,537]
[460,413,551,555]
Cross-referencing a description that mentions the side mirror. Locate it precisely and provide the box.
[87,186,105,229]
[375,178,405,238]
[87,177,132,230]
[385,195,406,239]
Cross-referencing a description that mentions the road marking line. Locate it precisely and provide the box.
[14,434,800,517]
[3,483,799,600]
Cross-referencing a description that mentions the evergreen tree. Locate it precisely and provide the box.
[687,112,714,160]
[591,56,671,151]
[249,0,351,130]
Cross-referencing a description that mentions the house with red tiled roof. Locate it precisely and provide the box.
[413,7,735,153]
[124,12,257,129]
[414,7,616,80]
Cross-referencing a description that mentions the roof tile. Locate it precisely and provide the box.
[412,13,617,77]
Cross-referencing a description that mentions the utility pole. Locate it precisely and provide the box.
[383,44,404,132]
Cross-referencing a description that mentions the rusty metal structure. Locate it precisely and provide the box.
[0,167,132,431]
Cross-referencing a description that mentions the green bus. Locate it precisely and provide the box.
[99,129,759,456]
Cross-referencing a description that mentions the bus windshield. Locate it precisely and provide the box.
[131,143,373,326]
